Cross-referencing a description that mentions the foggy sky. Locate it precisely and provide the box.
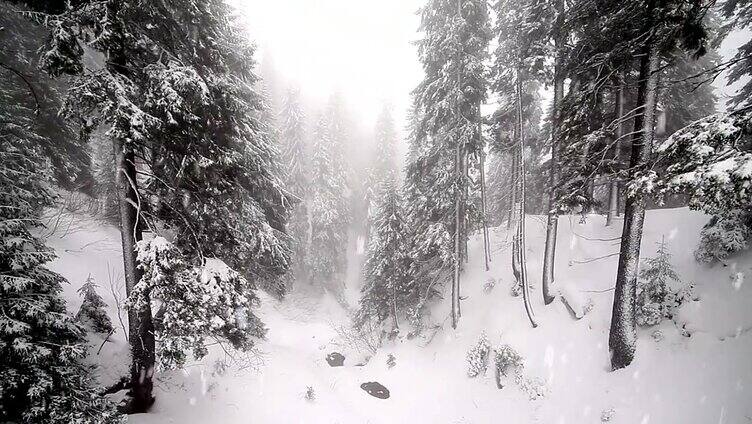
[233,0,425,135]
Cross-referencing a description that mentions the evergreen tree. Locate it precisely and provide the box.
[279,87,310,282]
[39,0,292,411]
[0,73,120,422]
[307,106,350,295]
[636,237,682,327]
[605,0,709,370]
[720,0,752,108]
[357,178,412,330]
[0,2,93,192]
[365,106,399,241]
[406,0,491,328]
[492,0,548,326]
[76,275,114,334]
[133,238,265,370]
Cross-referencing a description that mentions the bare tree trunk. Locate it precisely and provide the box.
[461,150,469,267]
[541,0,565,305]
[513,69,537,328]
[506,151,517,230]
[392,286,399,330]
[451,141,462,329]
[607,77,627,226]
[609,40,660,370]
[113,139,155,413]
[480,147,491,271]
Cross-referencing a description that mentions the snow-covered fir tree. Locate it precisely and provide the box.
[357,177,413,331]
[695,209,752,264]
[307,105,350,294]
[39,0,293,411]
[365,106,399,241]
[0,79,120,422]
[466,331,491,377]
[75,275,114,334]
[636,238,682,326]
[491,0,547,327]
[406,0,491,328]
[133,238,265,370]
[279,87,310,281]
[601,0,711,370]
[720,0,752,109]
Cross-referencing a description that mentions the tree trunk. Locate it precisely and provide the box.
[506,151,517,230]
[113,139,156,412]
[607,76,627,226]
[461,149,469,267]
[451,141,462,329]
[480,147,491,271]
[541,0,565,305]
[103,1,156,411]
[514,69,537,328]
[392,285,399,330]
[609,41,660,370]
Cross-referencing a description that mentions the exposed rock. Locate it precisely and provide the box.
[326,352,345,367]
[360,381,390,399]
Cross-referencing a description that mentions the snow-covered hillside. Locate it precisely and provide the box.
[48,208,752,423]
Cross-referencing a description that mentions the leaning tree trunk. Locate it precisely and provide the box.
[607,77,627,226]
[609,40,660,370]
[541,0,565,305]
[506,150,517,230]
[513,69,538,328]
[113,139,156,412]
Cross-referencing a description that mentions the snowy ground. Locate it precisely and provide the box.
[47,207,752,423]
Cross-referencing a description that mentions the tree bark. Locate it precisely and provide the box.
[609,40,660,370]
[541,0,565,305]
[104,0,156,410]
[506,150,517,230]
[514,69,537,328]
[451,141,462,329]
[113,139,155,412]
[606,79,626,226]
[480,146,491,271]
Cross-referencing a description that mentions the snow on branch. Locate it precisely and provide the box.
[630,108,752,213]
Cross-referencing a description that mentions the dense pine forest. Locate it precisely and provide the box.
[1,0,751,422]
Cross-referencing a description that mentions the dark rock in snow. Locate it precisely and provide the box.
[361,381,390,399]
[326,352,345,367]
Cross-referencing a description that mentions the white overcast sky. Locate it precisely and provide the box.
[230,0,749,137]
[232,0,425,133]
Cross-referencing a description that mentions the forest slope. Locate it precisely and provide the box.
[47,207,752,423]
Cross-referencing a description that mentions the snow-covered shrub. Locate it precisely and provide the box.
[637,302,664,327]
[483,277,496,293]
[510,279,522,297]
[636,238,693,327]
[467,332,491,377]
[694,209,752,264]
[133,237,265,370]
[75,275,113,334]
[304,386,316,402]
[386,353,396,369]
[514,373,547,400]
[601,407,616,422]
[493,344,523,388]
